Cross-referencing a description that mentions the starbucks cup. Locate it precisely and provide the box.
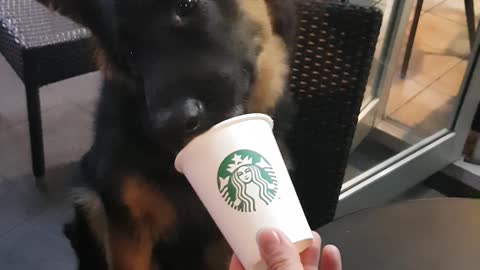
[175,113,312,270]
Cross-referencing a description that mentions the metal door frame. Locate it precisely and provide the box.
[351,0,412,150]
[338,1,480,217]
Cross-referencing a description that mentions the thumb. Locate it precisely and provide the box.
[257,229,303,270]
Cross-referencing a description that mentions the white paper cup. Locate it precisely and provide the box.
[175,113,313,270]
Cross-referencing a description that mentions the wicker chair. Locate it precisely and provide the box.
[0,0,96,179]
[288,0,383,229]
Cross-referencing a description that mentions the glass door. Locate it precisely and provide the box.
[349,0,400,150]
[339,0,480,216]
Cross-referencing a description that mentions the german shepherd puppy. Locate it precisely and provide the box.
[36,0,297,269]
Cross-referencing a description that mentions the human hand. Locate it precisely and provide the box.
[228,229,342,270]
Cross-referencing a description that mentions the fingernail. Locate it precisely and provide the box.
[257,229,280,254]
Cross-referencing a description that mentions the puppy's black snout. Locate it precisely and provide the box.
[182,99,204,133]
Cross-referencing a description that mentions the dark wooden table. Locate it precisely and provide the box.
[318,198,480,270]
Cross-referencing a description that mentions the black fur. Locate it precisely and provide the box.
[63,205,108,270]
[268,0,297,51]
[37,0,297,269]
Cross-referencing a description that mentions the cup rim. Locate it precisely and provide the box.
[174,113,273,172]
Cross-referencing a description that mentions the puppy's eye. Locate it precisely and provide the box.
[176,0,199,18]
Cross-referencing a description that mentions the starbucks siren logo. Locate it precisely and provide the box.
[217,149,278,212]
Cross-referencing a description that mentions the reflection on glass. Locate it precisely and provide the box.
[344,0,478,181]
[359,0,396,109]
[384,0,473,140]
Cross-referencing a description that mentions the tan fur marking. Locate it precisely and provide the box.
[237,0,273,39]
[108,176,176,270]
[122,176,176,236]
[108,230,153,270]
[239,0,290,113]
[95,47,106,71]
[95,47,115,80]
[248,35,289,113]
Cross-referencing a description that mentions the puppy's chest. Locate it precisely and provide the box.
[129,172,220,240]
[105,141,223,242]
[163,174,220,238]
[152,179,230,270]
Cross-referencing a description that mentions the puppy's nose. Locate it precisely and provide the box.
[182,99,204,133]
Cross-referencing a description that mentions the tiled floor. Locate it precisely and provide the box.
[0,51,98,269]
[385,0,479,138]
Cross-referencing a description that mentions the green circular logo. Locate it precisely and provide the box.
[217,149,278,212]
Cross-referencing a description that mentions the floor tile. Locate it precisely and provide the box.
[0,219,76,270]
[0,121,33,179]
[390,88,456,137]
[0,55,100,129]
[0,55,28,125]
[400,48,463,87]
[414,13,470,57]
[41,104,94,170]
[0,114,12,131]
[428,60,469,96]
[40,161,85,202]
[429,0,480,26]
[0,171,76,269]
[28,200,73,238]
[0,176,49,236]
[423,0,447,11]
[386,73,426,115]
[0,105,93,179]
[43,71,101,114]
[0,57,85,125]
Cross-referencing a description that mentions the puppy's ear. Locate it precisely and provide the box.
[36,0,116,45]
